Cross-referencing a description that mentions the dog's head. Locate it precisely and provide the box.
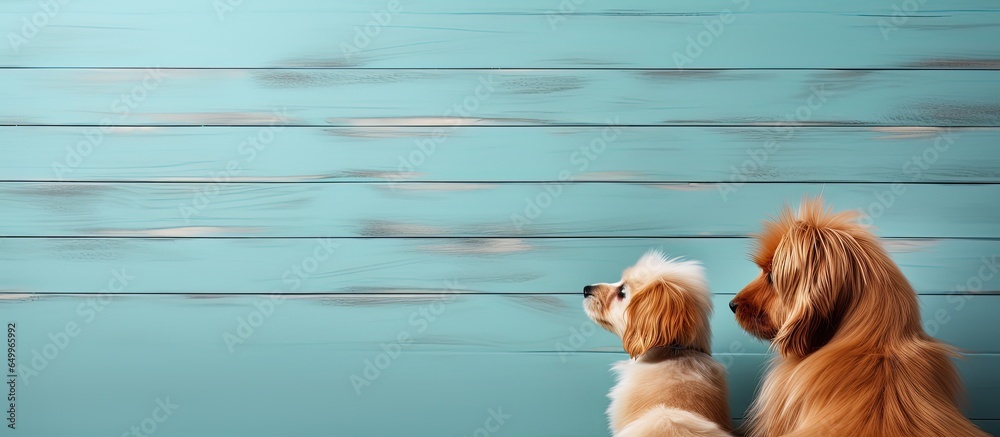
[583,251,713,358]
[729,197,914,358]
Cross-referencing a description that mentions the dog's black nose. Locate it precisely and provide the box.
[583,285,595,297]
[729,299,739,313]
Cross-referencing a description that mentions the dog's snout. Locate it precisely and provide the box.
[583,285,595,297]
[729,299,739,313]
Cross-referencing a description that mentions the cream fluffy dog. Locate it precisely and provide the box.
[583,251,732,436]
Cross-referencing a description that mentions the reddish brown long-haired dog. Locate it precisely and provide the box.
[729,198,987,437]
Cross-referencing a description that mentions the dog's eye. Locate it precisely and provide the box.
[617,284,626,299]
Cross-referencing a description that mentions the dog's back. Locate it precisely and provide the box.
[749,338,989,437]
[609,352,732,436]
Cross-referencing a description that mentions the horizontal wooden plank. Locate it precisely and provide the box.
[957,356,1000,421]
[2,293,997,356]
[3,126,998,183]
[11,350,996,435]
[1,1,999,68]
[5,300,996,436]
[1,182,998,238]
[3,69,1000,126]
[974,420,1000,436]
[1,238,997,295]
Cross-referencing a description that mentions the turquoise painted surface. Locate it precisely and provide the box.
[1,1,999,68]
[3,69,1000,126]
[2,295,999,435]
[0,237,996,295]
[2,183,1000,238]
[2,127,998,182]
[2,293,998,356]
[0,0,998,436]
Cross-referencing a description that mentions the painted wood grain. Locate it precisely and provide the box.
[2,126,996,183]
[975,420,1000,436]
[4,296,996,436]
[1,294,996,355]
[0,349,712,435]
[1,182,998,238]
[1,1,999,69]
[1,238,996,295]
[2,69,1000,126]
[1,0,997,431]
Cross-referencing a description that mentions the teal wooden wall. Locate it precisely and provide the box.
[1,1,999,435]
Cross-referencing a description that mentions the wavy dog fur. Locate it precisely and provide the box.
[730,197,987,436]
[584,251,732,436]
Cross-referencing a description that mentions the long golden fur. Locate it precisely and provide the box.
[584,251,733,436]
[730,197,987,436]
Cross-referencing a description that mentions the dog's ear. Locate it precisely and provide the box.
[622,279,709,358]
[773,225,854,357]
